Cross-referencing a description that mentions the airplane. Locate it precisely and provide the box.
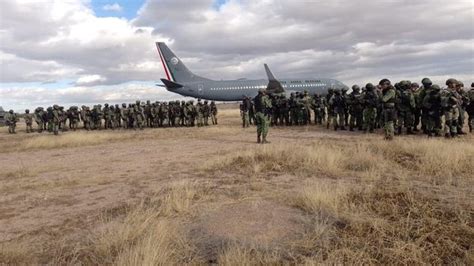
[156,42,348,101]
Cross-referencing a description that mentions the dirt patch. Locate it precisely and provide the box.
[190,200,307,260]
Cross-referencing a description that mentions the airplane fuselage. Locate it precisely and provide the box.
[169,78,346,101]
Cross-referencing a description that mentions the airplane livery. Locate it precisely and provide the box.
[156,42,348,101]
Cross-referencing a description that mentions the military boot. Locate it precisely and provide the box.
[262,137,270,144]
[340,126,346,130]
[257,134,261,144]
[407,128,414,135]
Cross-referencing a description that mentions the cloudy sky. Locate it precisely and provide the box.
[0,0,473,110]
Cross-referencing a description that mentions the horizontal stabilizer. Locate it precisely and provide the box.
[160,78,183,90]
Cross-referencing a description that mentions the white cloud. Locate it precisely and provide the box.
[102,3,123,12]
[0,0,473,109]
[76,74,107,86]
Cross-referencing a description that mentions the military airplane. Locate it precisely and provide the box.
[156,42,348,100]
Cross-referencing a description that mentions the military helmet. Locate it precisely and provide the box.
[211,101,215,104]
[334,89,341,95]
[365,83,375,90]
[204,100,208,104]
[352,85,360,91]
[411,82,419,88]
[446,78,457,86]
[327,88,334,93]
[341,87,348,92]
[421,78,432,86]
[379,78,391,86]
[122,103,126,107]
[53,104,59,109]
[9,109,14,113]
[471,82,474,88]
[104,103,109,107]
[456,81,464,87]
[25,109,29,113]
[258,88,265,93]
[431,84,441,91]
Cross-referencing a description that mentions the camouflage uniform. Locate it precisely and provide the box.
[329,89,346,130]
[23,109,33,133]
[69,106,80,131]
[196,99,204,127]
[456,82,469,134]
[52,105,61,135]
[254,89,272,143]
[397,81,416,134]
[422,85,442,137]
[210,101,218,125]
[312,93,326,125]
[362,83,378,133]
[34,107,45,133]
[5,110,18,134]
[442,79,460,138]
[467,83,474,133]
[240,98,250,128]
[348,85,364,131]
[134,101,145,130]
[381,79,396,140]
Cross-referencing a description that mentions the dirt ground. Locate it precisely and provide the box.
[0,108,473,264]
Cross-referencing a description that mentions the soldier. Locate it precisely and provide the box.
[325,88,334,129]
[189,100,197,127]
[411,82,422,132]
[380,79,396,140]
[240,97,251,128]
[103,103,111,129]
[289,92,298,126]
[34,107,45,133]
[144,100,152,127]
[397,80,416,134]
[329,89,346,130]
[254,89,272,143]
[210,101,217,125]
[179,101,187,126]
[109,105,116,129]
[442,79,460,138]
[69,106,80,131]
[134,100,145,130]
[159,102,168,127]
[302,90,312,125]
[362,83,379,133]
[456,81,469,134]
[422,84,442,137]
[116,104,123,128]
[202,100,210,126]
[5,110,18,134]
[196,99,204,127]
[52,105,61,135]
[59,106,68,132]
[467,82,474,133]
[348,85,364,131]
[341,87,349,127]
[418,78,433,133]
[46,107,53,132]
[312,93,326,125]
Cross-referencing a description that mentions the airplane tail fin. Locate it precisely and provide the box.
[160,78,183,90]
[156,42,210,83]
[264,64,285,94]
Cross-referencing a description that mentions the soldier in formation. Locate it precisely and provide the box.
[241,78,472,140]
[7,100,219,134]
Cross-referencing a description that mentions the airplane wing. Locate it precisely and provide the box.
[264,64,284,94]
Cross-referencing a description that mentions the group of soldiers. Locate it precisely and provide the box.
[4,99,218,135]
[242,78,474,141]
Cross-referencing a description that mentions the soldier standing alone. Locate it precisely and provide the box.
[254,89,272,144]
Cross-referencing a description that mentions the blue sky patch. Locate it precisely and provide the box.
[91,0,146,20]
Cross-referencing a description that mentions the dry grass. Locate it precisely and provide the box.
[19,132,133,151]
[1,110,472,265]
